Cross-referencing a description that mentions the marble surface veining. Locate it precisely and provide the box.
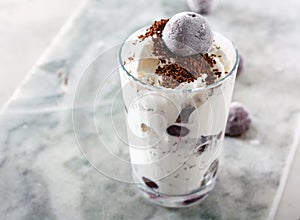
[1,0,300,219]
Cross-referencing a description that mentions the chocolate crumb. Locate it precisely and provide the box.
[215,72,222,78]
[128,57,134,61]
[138,19,169,40]
[155,63,196,89]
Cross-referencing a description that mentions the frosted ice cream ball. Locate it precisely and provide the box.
[162,12,213,56]
[186,0,215,14]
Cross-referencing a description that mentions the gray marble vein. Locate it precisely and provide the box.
[1,0,300,219]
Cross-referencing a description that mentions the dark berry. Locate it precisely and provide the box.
[175,105,196,123]
[167,125,189,137]
[182,194,206,205]
[186,0,215,15]
[225,102,251,137]
[237,54,244,76]
[142,177,158,189]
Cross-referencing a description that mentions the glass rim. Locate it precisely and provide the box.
[118,28,239,94]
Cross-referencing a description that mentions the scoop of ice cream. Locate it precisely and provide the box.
[225,102,251,137]
[186,0,215,14]
[162,12,213,56]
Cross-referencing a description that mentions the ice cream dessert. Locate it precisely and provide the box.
[119,12,238,207]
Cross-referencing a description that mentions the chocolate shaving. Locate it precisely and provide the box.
[138,19,169,40]
[155,64,196,89]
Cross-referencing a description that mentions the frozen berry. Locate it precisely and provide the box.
[186,0,215,14]
[167,125,189,137]
[225,102,251,137]
[237,54,244,76]
[142,177,158,189]
[162,12,213,56]
[175,105,196,123]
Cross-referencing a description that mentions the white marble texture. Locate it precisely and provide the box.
[1,0,300,219]
[0,0,82,108]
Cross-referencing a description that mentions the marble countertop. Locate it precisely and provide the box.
[1,0,300,219]
[0,0,81,107]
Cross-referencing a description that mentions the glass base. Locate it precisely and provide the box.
[137,176,217,208]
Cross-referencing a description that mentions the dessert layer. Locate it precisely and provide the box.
[121,20,236,89]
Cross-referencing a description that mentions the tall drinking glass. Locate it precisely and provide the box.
[119,28,238,207]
